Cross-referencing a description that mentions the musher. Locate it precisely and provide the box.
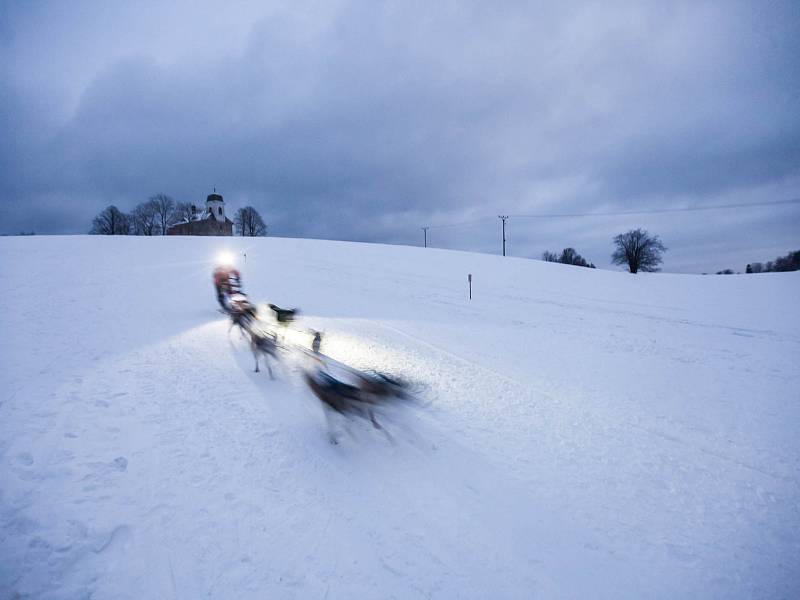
[213,263,242,311]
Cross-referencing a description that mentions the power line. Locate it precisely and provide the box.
[509,198,800,219]
[426,217,496,230]
[418,197,799,253]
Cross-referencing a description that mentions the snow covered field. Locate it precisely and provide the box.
[1,235,798,599]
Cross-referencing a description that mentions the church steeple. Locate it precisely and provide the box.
[206,190,225,222]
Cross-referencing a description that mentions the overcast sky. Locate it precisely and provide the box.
[2,0,798,272]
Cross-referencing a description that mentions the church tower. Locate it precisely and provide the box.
[206,191,225,222]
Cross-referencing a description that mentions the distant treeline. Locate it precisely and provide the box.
[542,247,596,268]
[90,194,189,236]
[745,250,800,273]
[712,250,800,274]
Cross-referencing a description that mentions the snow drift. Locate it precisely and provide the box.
[1,235,798,599]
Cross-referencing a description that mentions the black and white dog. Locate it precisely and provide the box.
[303,367,410,443]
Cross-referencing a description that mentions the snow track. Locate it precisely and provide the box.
[1,322,556,598]
[2,236,798,599]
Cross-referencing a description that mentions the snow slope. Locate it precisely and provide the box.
[1,235,798,599]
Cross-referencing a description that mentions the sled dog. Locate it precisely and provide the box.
[250,329,279,377]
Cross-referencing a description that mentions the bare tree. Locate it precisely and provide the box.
[559,247,578,265]
[542,251,559,262]
[771,250,800,272]
[90,205,130,235]
[542,247,596,268]
[611,228,666,273]
[151,193,177,235]
[235,206,267,236]
[131,199,160,235]
[175,202,197,234]
[559,247,594,267]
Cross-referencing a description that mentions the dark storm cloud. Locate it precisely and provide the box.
[2,0,799,271]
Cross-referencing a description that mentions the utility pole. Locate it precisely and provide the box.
[422,226,429,248]
[498,215,508,256]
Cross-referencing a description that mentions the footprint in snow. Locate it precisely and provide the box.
[92,524,131,554]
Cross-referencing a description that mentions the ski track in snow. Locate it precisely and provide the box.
[1,236,798,599]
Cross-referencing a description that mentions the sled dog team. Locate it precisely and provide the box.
[214,264,410,442]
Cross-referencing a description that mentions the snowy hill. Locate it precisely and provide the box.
[1,235,798,599]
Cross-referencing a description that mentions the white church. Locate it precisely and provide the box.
[167,192,233,236]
